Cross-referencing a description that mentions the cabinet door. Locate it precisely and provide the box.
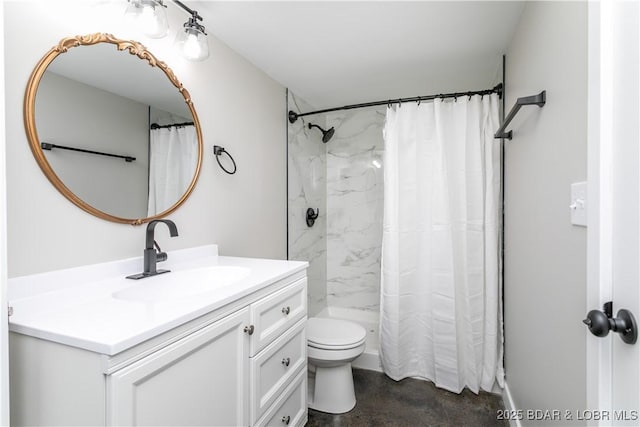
[107,308,250,426]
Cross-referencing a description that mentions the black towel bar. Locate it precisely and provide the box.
[41,142,135,162]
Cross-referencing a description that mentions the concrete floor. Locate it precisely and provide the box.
[306,368,507,427]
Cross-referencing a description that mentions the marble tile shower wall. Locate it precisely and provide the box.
[288,91,385,317]
[325,108,385,314]
[287,91,327,316]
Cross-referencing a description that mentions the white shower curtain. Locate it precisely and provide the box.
[380,93,504,394]
[147,125,198,216]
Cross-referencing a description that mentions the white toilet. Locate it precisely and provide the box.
[306,317,367,414]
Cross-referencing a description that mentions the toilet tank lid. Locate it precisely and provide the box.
[307,317,367,347]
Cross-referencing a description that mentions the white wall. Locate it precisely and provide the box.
[504,1,587,423]
[5,1,287,277]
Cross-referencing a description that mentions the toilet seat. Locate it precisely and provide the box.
[307,318,367,350]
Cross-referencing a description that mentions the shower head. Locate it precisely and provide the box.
[308,123,335,143]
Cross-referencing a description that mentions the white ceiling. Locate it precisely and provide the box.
[197,1,525,110]
[47,42,191,118]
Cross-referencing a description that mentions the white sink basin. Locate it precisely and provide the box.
[113,266,251,303]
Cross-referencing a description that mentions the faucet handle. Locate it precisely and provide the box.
[153,240,168,262]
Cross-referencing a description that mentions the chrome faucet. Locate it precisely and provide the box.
[127,219,179,280]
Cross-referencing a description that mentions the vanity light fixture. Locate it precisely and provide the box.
[124,0,169,39]
[125,0,210,61]
[174,7,209,61]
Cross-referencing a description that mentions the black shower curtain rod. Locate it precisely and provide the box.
[150,121,194,129]
[288,83,503,123]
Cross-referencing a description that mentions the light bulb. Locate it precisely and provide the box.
[124,0,142,23]
[175,25,209,61]
[141,1,168,38]
[124,0,168,39]
[182,32,201,60]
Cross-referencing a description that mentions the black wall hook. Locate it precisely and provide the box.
[306,208,319,227]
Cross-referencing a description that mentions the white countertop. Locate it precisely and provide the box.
[8,245,307,356]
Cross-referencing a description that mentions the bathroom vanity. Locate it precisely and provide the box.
[8,245,308,426]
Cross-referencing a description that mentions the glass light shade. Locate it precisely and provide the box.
[124,0,168,39]
[175,26,209,61]
[124,0,143,22]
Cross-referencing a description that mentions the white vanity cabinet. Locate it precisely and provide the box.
[107,308,251,426]
[9,252,308,427]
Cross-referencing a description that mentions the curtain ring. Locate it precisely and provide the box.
[387,100,392,109]
[398,98,402,108]
[417,99,421,106]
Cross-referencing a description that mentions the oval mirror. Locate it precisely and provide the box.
[24,33,203,225]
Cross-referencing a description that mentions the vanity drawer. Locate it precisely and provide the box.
[250,278,306,355]
[255,368,307,427]
[251,319,306,424]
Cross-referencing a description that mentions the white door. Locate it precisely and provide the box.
[107,308,250,426]
[587,1,640,425]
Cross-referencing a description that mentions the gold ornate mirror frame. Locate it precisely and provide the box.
[24,33,203,225]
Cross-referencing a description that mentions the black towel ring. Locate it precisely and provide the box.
[213,145,237,175]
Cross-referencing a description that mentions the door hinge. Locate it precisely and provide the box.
[8,306,13,317]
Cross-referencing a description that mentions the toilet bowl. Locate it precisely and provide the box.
[307,317,366,414]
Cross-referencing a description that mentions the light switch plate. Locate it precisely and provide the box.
[570,181,587,227]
